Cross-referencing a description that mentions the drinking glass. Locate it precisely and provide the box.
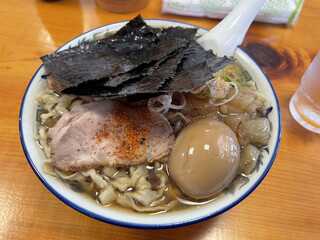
[289,51,320,134]
[96,0,150,13]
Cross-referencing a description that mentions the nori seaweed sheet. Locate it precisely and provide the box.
[155,27,198,41]
[161,41,232,91]
[63,42,188,97]
[102,38,188,87]
[41,15,160,87]
[41,15,233,97]
[117,45,187,95]
[104,15,157,53]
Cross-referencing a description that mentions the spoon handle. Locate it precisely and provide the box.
[197,0,266,56]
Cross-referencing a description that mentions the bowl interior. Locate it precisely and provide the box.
[19,19,281,229]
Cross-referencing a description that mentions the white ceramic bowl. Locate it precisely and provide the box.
[19,19,281,229]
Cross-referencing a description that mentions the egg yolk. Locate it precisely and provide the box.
[168,118,240,199]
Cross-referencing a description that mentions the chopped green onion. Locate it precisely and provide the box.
[222,69,243,88]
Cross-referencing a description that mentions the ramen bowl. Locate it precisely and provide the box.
[19,19,281,229]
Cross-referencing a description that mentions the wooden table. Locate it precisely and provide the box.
[1,0,319,239]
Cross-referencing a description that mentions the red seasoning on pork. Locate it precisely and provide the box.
[48,100,174,172]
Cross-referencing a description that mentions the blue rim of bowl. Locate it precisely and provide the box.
[19,18,281,229]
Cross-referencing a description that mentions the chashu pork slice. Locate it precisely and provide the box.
[47,100,174,172]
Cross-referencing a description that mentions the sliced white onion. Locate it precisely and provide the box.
[168,92,186,110]
[211,82,239,106]
[190,78,214,94]
[148,93,173,112]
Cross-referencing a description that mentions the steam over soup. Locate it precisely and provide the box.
[36,16,271,213]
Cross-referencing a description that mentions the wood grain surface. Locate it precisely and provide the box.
[1,0,319,239]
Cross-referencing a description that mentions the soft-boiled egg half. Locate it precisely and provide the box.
[168,118,240,199]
